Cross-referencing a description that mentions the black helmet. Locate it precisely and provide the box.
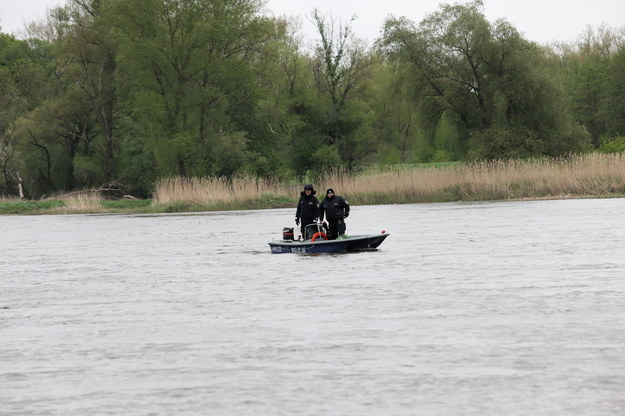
[304,184,314,191]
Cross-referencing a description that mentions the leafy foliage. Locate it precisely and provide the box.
[378,0,593,160]
[597,136,625,153]
[0,0,622,199]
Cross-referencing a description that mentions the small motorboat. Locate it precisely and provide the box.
[268,223,390,254]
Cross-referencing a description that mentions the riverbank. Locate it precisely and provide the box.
[3,153,625,215]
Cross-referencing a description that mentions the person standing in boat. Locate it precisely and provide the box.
[295,184,320,239]
[319,188,350,240]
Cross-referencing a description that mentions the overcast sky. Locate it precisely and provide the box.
[1,0,624,45]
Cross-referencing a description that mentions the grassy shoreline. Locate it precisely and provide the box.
[3,153,625,215]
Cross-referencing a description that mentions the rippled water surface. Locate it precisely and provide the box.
[2,199,625,415]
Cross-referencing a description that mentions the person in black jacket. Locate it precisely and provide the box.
[319,188,350,240]
[295,184,320,239]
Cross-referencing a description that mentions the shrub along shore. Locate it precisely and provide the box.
[2,153,625,215]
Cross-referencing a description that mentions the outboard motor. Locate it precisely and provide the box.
[282,227,294,241]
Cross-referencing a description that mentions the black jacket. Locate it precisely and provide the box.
[296,192,319,220]
[319,195,350,221]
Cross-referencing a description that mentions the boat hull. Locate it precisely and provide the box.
[268,233,389,254]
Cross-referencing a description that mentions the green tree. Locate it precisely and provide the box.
[602,47,625,136]
[0,33,55,197]
[309,8,373,168]
[65,0,118,181]
[558,25,625,145]
[8,3,111,197]
[112,0,277,178]
[0,65,22,195]
[13,90,98,195]
[380,0,590,160]
[249,17,306,177]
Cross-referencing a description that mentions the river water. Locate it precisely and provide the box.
[1,198,625,415]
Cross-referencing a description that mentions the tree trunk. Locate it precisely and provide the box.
[16,172,25,200]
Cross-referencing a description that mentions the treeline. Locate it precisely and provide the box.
[1,0,624,198]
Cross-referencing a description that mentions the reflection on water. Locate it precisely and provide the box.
[2,199,625,415]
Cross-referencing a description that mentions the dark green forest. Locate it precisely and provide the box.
[1,0,624,198]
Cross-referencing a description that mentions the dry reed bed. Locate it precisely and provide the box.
[55,191,104,213]
[152,175,283,205]
[0,196,21,202]
[152,153,625,206]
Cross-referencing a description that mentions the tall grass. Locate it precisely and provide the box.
[1,195,22,202]
[55,191,104,213]
[152,153,625,208]
[152,175,285,205]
